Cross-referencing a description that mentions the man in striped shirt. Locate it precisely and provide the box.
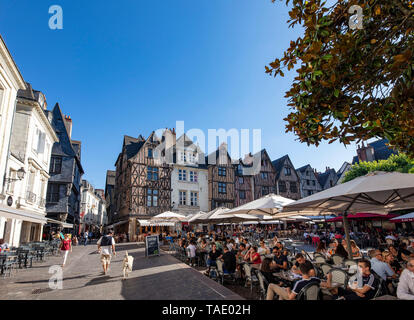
[336,259,380,300]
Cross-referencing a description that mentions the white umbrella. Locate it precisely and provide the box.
[151,211,186,222]
[188,211,207,223]
[225,193,295,216]
[279,171,414,258]
[191,207,229,224]
[208,213,260,224]
[281,215,311,221]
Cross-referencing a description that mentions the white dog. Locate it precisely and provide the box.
[122,251,134,280]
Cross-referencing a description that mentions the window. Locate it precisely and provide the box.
[47,184,60,202]
[190,192,198,206]
[237,165,243,175]
[290,182,298,193]
[32,127,40,152]
[147,167,159,181]
[312,180,316,186]
[218,167,226,176]
[306,180,310,186]
[178,169,187,181]
[218,182,226,194]
[284,167,291,176]
[307,190,313,196]
[147,148,153,158]
[147,189,158,207]
[278,181,287,193]
[239,190,246,199]
[262,186,269,195]
[330,180,334,187]
[179,191,187,205]
[238,177,244,185]
[50,157,62,174]
[189,171,198,182]
[261,172,268,180]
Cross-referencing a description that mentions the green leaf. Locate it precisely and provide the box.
[322,54,333,60]
[334,89,340,97]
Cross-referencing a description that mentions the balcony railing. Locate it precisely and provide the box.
[26,191,37,204]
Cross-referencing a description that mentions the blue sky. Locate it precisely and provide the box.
[1,0,362,189]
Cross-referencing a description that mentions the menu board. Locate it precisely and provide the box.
[145,235,160,257]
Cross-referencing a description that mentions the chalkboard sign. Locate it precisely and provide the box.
[145,235,160,257]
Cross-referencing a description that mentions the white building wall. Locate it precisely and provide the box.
[171,166,208,215]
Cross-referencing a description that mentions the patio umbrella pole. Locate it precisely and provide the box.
[342,211,353,260]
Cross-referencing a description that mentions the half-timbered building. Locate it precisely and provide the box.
[113,131,173,240]
[206,143,235,211]
[271,155,301,200]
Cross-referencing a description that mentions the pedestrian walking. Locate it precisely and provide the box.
[84,232,88,246]
[60,234,72,268]
[97,230,116,275]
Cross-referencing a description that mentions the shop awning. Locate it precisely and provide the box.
[0,204,47,224]
[138,219,175,227]
[46,218,73,229]
[326,212,398,222]
[390,212,414,223]
[105,221,128,229]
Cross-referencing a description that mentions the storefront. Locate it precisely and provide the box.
[0,204,47,247]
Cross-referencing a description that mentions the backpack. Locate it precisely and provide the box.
[100,235,112,247]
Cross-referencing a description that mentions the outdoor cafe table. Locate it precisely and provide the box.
[273,271,301,283]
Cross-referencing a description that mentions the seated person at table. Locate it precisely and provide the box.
[273,248,288,272]
[242,238,251,250]
[334,259,380,300]
[369,249,397,281]
[292,253,316,277]
[334,243,349,260]
[0,239,10,251]
[266,261,323,300]
[383,250,402,275]
[398,243,414,262]
[315,241,328,257]
[261,257,277,283]
[237,243,248,261]
[396,257,414,300]
[327,240,338,257]
[350,240,362,259]
[205,243,222,275]
[258,240,270,255]
[247,246,262,266]
[221,246,236,274]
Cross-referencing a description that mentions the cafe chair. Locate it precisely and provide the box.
[255,270,269,300]
[320,263,333,278]
[331,254,345,266]
[327,268,349,290]
[296,282,321,300]
[314,256,326,264]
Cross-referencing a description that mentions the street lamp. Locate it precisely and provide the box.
[5,167,25,183]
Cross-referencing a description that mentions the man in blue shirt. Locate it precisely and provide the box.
[369,249,397,281]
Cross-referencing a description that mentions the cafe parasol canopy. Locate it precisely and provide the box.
[224,193,295,217]
[150,211,187,222]
[278,171,414,258]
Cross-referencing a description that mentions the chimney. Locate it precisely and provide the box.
[63,115,72,139]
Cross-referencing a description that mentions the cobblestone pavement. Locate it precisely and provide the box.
[0,243,242,300]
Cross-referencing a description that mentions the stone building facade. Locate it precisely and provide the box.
[44,103,84,233]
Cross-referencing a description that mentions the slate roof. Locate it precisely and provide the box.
[296,164,311,173]
[271,155,289,180]
[317,169,337,188]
